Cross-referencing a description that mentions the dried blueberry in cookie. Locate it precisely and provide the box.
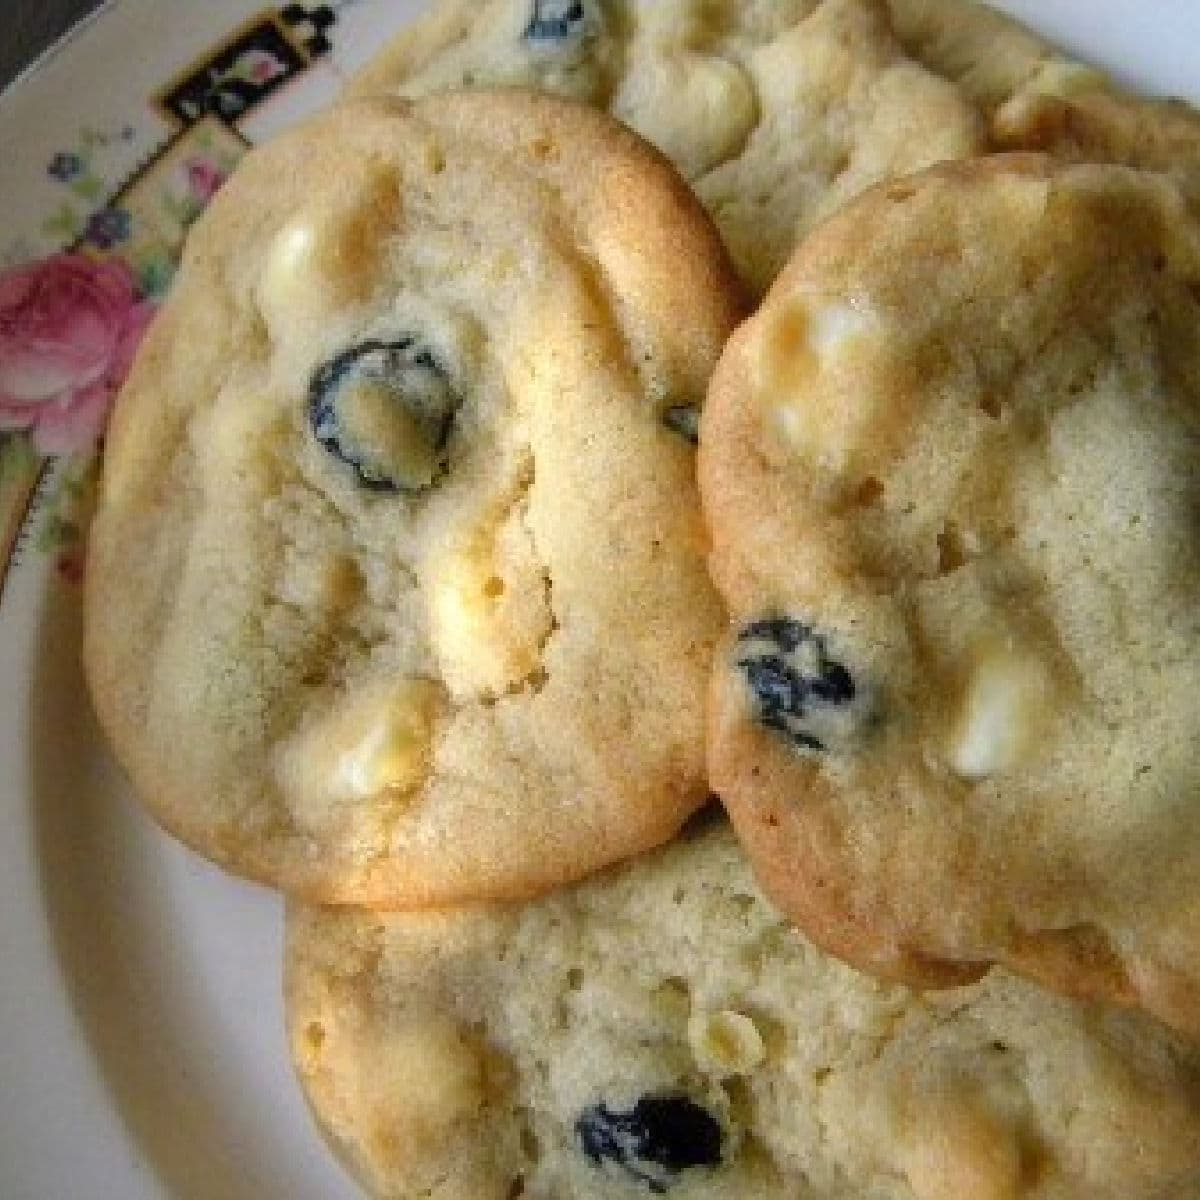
[735,619,859,753]
[662,403,700,445]
[309,338,459,492]
[576,1094,723,1192]
[524,0,591,43]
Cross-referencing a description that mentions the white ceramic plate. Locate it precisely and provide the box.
[1,3,1198,1197]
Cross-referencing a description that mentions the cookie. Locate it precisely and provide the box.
[348,0,986,294]
[83,92,744,905]
[994,86,1200,213]
[888,0,1200,208]
[885,0,1107,114]
[285,818,1200,1200]
[701,155,1200,1035]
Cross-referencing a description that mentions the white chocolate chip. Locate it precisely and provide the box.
[688,1009,766,1076]
[275,678,444,833]
[428,552,544,701]
[767,397,808,453]
[426,502,552,702]
[755,300,878,459]
[949,640,1048,781]
[430,563,492,684]
[257,170,399,335]
[808,301,877,358]
[259,220,318,322]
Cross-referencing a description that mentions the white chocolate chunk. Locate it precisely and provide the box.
[258,220,318,322]
[688,1009,765,1076]
[275,678,444,833]
[428,555,542,701]
[755,300,879,459]
[426,502,552,702]
[430,563,493,687]
[257,169,399,335]
[808,301,877,357]
[949,641,1048,780]
[767,398,809,452]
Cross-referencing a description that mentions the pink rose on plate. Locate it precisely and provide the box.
[0,253,156,454]
[234,48,286,85]
[185,156,228,204]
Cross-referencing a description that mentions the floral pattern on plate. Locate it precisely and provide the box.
[0,1,354,598]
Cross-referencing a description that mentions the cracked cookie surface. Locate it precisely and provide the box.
[285,819,1200,1200]
[83,92,742,904]
[701,155,1200,1035]
[348,0,985,295]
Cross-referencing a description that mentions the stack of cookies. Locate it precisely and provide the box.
[83,2,1200,1197]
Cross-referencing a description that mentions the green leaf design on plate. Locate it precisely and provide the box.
[42,202,83,241]
[0,432,38,484]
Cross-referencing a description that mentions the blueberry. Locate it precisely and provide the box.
[663,404,700,445]
[308,338,459,492]
[736,619,861,752]
[576,1093,722,1193]
[524,0,589,42]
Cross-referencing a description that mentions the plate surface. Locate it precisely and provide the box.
[1,3,1197,1198]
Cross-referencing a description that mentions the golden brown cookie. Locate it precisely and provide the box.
[886,0,1107,112]
[286,820,1200,1200]
[888,0,1200,207]
[701,154,1200,1034]
[84,91,743,905]
[994,86,1200,211]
